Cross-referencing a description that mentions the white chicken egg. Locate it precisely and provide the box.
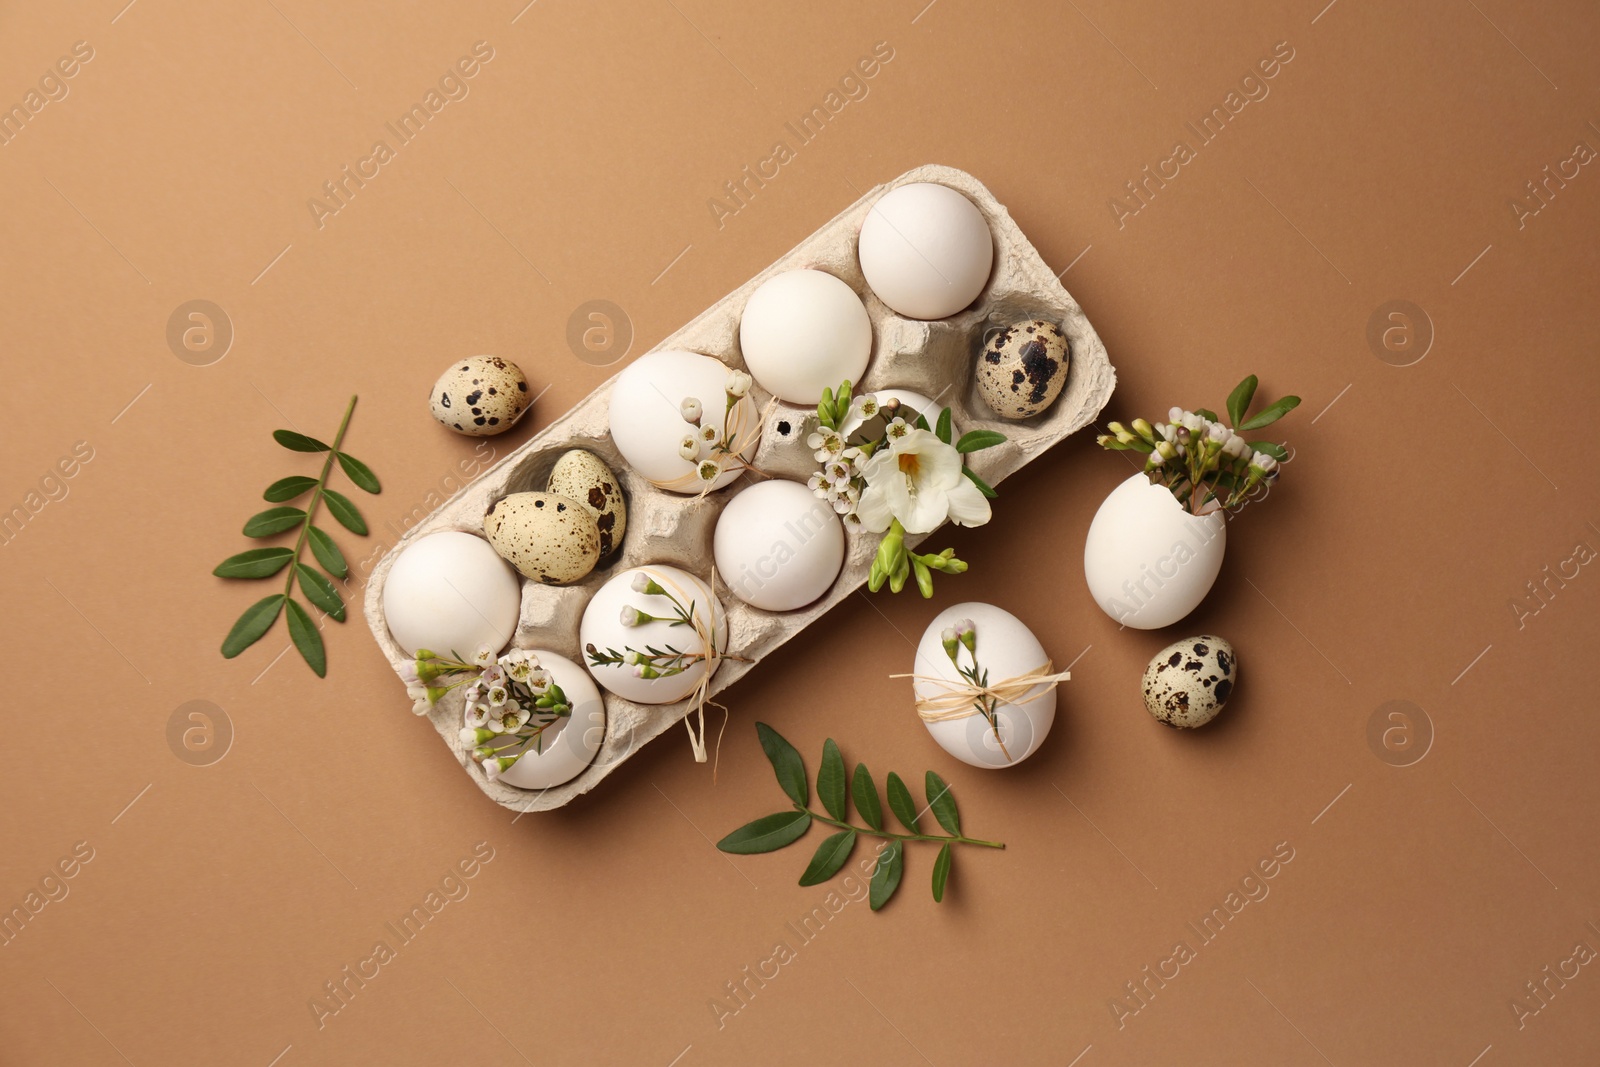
[1083,473,1227,629]
[580,565,728,704]
[858,183,994,320]
[383,531,522,657]
[714,479,845,612]
[738,269,872,404]
[490,652,607,789]
[608,350,759,494]
[911,602,1057,769]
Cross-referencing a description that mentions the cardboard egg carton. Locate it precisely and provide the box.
[362,164,1117,812]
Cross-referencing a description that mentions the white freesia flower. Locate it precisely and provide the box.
[854,427,991,534]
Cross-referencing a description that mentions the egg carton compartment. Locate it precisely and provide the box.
[363,164,1116,812]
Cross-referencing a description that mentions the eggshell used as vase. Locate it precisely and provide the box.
[491,653,606,790]
[911,602,1057,768]
[1083,473,1226,630]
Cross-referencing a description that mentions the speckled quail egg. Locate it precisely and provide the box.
[976,319,1070,420]
[430,356,533,436]
[545,449,626,558]
[1141,635,1237,729]
[483,491,600,585]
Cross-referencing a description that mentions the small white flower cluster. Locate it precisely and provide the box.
[1147,408,1279,475]
[459,647,553,739]
[675,370,753,484]
[805,426,865,518]
[803,396,906,521]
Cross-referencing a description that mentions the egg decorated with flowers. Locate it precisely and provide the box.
[580,565,729,704]
[462,650,606,790]
[909,602,1059,769]
[608,351,760,494]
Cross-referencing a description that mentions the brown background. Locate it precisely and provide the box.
[3,0,1598,1064]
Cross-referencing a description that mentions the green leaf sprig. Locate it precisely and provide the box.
[1098,373,1299,516]
[717,723,1004,910]
[214,395,380,677]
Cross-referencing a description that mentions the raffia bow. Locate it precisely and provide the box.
[890,662,1071,762]
[649,568,741,775]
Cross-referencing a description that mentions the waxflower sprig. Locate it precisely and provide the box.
[405,646,574,781]
[1098,374,1298,516]
[807,381,1005,597]
[214,395,380,677]
[939,618,1010,760]
[674,369,758,489]
[585,573,721,678]
[718,724,1004,910]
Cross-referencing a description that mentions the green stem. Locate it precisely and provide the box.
[283,395,358,598]
[805,809,1005,849]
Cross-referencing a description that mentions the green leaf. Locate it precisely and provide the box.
[934,408,952,445]
[1226,374,1258,427]
[306,525,348,579]
[322,489,367,536]
[886,772,920,832]
[963,467,997,499]
[716,811,811,854]
[956,429,1006,454]
[817,739,847,821]
[868,840,903,911]
[1239,395,1301,431]
[755,722,808,808]
[336,452,381,494]
[1194,408,1220,423]
[273,429,330,453]
[296,563,345,622]
[285,598,326,677]
[931,842,952,902]
[213,547,294,579]
[263,475,317,502]
[852,763,883,831]
[220,594,285,658]
[926,771,960,835]
[1247,441,1289,462]
[798,830,856,886]
[242,506,305,537]
[913,412,931,432]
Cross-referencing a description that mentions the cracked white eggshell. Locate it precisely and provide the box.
[1083,473,1227,630]
[580,565,728,704]
[912,602,1056,769]
[738,269,871,404]
[715,479,845,612]
[858,183,994,319]
[608,350,756,494]
[492,653,606,789]
[382,531,521,656]
[837,387,952,439]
